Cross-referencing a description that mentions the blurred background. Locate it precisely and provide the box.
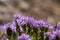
[0,0,60,25]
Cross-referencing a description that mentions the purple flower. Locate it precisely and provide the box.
[23,16,31,24]
[44,32,51,37]
[9,21,16,32]
[44,31,56,40]
[1,35,7,40]
[35,20,43,28]
[57,22,60,27]
[18,34,31,40]
[48,25,54,30]
[49,34,56,40]
[2,22,16,32]
[13,13,25,26]
[0,25,3,32]
[16,17,26,26]
[13,13,22,19]
[55,30,60,38]
[1,23,9,33]
[28,17,37,27]
[36,20,49,28]
[42,21,49,28]
[57,22,60,29]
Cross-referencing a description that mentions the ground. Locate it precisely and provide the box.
[0,0,60,25]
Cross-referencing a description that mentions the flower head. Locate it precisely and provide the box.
[13,13,22,19]
[57,22,60,29]
[44,31,56,40]
[55,30,60,38]
[18,34,31,40]
[9,21,16,32]
[1,35,7,40]
[1,23,9,33]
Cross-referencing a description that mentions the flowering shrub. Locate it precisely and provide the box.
[0,13,60,40]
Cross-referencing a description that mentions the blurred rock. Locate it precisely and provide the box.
[0,0,60,25]
[47,16,56,26]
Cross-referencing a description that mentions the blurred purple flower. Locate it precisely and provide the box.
[44,31,56,40]
[9,21,16,32]
[28,17,37,27]
[44,32,51,37]
[1,23,9,33]
[0,25,3,31]
[49,34,56,40]
[57,22,60,29]
[42,21,49,28]
[1,35,7,40]
[55,30,60,38]
[35,20,43,28]
[13,13,22,19]
[23,16,29,24]
[18,34,31,40]
[36,20,49,28]
[16,17,26,26]
[48,25,54,30]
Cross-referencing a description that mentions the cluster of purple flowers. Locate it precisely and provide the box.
[44,30,60,40]
[0,13,60,40]
[44,22,60,40]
